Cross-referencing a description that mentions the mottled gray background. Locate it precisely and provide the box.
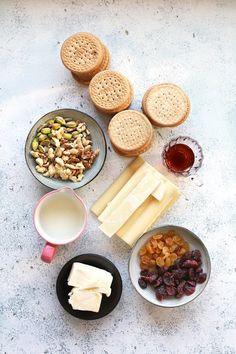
[0,1,236,353]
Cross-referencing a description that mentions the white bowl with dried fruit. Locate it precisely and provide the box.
[129,225,211,308]
[25,108,107,189]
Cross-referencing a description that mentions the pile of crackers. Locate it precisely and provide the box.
[60,32,190,157]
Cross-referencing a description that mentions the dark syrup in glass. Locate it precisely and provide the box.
[165,143,195,172]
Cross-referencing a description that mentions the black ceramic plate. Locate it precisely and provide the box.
[56,254,122,320]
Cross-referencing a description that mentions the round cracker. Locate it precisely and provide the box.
[108,110,153,153]
[89,70,132,113]
[71,46,110,85]
[61,32,104,77]
[142,83,190,127]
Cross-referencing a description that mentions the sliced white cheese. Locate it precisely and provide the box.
[67,262,113,297]
[152,180,166,201]
[98,162,151,222]
[99,172,161,237]
[68,288,102,312]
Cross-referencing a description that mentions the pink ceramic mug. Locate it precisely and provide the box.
[34,187,88,263]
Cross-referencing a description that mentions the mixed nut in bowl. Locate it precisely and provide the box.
[25,109,107,189]
[129,225,211,308]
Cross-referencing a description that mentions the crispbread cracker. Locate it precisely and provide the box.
[142,83,190,127]
[108,110,153,156]
[61,32,104,77]
[89,70,132,113]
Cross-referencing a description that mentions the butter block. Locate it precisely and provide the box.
[68,262,113,297]
[68,288,102,312]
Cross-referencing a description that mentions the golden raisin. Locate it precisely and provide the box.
[153,234,163,240]
[156,257,165,267]
[157,241,164,249]
[162,246,169,254]
[165,237,173,246]
[150,239,158,248]
[146,243,154,254]
[141,255,151,264]
[165,257,171,267]
[169,253,178,262]
[139,247,147,256]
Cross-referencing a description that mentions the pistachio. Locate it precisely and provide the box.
[31,115,99,183]
[38,134,47,142]
[41,139,50,146]
[55,116,66,125]
[32,138,39,151]
[38,145,45,153]
[72,131,80,137]
[63,133,72,140]
[41,127,51,134]
[66,121,77,128]
[52,123,61,130]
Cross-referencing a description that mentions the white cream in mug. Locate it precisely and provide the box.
[36,191,85,243]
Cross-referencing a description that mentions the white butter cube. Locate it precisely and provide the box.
[68,288,102,312]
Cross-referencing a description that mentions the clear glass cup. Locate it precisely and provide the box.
[162,136,204,176]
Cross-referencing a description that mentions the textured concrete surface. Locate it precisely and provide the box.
[1,1,236,353]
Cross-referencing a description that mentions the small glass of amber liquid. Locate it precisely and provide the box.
[162,136,203,176]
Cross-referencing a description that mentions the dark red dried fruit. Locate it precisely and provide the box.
[184,283,196,296]
[197,273,207,284]
[138,278,147,289]
[173,269,188,280]
[191,250,201,261]
[182,260,199,269]
[188,268,196,280]
[140,270,148,276]
[166,286,177,296]
[139,248,207,301]
[195,267,203,274]
[176,280,186,298]
[163,272,175,286]
[155,285,167,301]
[182,251,192,260]
[153,276,163,287]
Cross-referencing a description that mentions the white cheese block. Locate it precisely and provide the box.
[68,288,102,312]
[152,180,166,201]
[99,172,161,237]
[67,262,113,297]
[98,162,151,222]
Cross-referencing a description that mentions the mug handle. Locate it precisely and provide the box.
[41,242,58,263]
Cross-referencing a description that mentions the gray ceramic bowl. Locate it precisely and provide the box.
[25,109,107,189]
[129,225,211,308]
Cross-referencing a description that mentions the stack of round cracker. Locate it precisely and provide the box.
[89,70,133,114]
[108,110,153,156]
[142,83,190,127]
[61,32,110,84]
